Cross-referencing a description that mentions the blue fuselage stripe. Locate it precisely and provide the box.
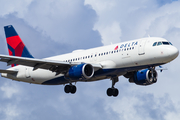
[41,63,164,85]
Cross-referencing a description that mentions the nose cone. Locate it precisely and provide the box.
[168,46,179,60]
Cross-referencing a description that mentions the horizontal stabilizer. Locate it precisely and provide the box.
[0,69,18,73]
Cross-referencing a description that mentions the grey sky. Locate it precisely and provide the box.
[0,0,180,120]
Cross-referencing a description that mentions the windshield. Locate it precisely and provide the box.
[152,41,172,46]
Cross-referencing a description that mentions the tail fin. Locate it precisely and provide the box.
[4,25,33,67]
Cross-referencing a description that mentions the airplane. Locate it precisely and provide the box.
[0,25,179,97]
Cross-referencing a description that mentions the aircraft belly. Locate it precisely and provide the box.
[29,68,64,84]
[41,63,165,85]
[3,66,65,85]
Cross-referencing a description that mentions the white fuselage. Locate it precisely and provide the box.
[2,37,179,85]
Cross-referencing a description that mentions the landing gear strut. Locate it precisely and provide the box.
[107,76,119,97]
[64,84,77,94]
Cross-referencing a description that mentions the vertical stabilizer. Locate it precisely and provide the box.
[4,25,34,67]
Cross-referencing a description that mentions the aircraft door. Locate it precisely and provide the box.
[25,67,31,78]
[138,39,147,55]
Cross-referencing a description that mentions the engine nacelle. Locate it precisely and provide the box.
[129,69,158,86]
[66,63,94,80]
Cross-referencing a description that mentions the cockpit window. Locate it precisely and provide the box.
[153,41,173,46]
[169,42,173,45]
[162,42,169,45]
[157,42,162,46]
[153,42,157,46]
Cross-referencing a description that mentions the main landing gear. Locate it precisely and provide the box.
[64,84,77,94]
[64,77,120,97]
[107,76,119,97]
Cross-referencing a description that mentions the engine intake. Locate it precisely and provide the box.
[67,63,94,80]
[129,69,158,86]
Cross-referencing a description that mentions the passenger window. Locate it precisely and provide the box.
[157,42,162,46]
[153,42,157,46]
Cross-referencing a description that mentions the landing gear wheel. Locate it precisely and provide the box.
[107,88,113,96]
[64,85,71,93]
[106,88,119,97]
[71,85,77,94]
[64,85,77,94]
[113,88,119,97]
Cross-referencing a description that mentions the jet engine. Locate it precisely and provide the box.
[126,69,158,86]
[66,63,94,80]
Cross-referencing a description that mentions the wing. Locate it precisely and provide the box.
[0,54,102,74]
